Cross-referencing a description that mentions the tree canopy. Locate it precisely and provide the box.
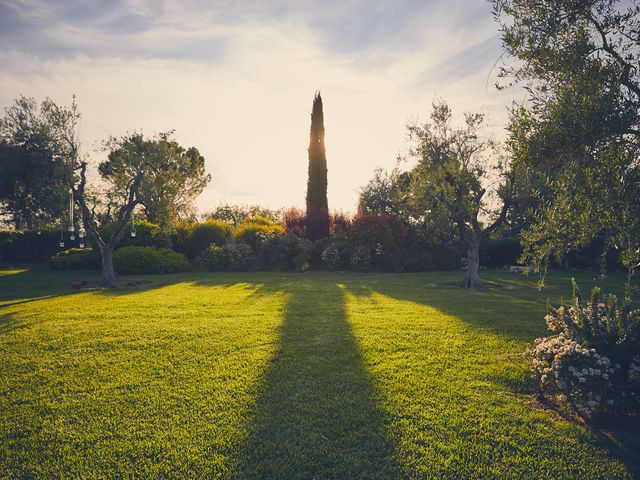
[0,96,76,229]
[494,0,640,282]
[99,132,210,229]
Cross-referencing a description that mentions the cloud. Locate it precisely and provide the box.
[0,0,520,212]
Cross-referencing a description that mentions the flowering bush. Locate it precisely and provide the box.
[525,334,617,416]
[524,280,640,417]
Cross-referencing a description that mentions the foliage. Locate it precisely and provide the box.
[234,218,285,251]
[493,0,640,281]
[349,246,372,272]
[197,243,253,272]
[0,96,71,229]
[49,248,99,270]
[99,220,172,250]
[0,229,66,263]
[546,282,640,372]
[358,167,411,216]
[259,233,312,271]
[225,243,252,271]
[406,100,514,287]
[305,92,329,240]
[173,220,230,260]
[113,246,191,274]
[480,236,522,268]
[320,235,351,271]
[283,207,306,237]
[329,212,352,237]
[350,214,406,254]
[100,132,210,229]
[197,245,230,271]
[524,280,640,417]
[203,203,282,228]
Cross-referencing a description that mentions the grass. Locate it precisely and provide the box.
[0,266,638,479]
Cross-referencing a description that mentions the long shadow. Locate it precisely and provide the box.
[234,278,401,479]
[0,265,101,307]
[342,270,633,343]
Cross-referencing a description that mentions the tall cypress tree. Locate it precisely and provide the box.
[305,91,329,240]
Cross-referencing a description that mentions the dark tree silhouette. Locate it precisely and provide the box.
[305,92,329,240]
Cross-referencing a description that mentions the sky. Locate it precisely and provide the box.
[0,0,522,214]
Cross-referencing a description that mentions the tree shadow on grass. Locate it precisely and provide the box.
[342,273,640,477]
[0,265,100,307]
[234,278,401,480]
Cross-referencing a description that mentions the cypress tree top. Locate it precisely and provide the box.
[305,91,329,239]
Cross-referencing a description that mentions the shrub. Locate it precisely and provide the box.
[283,208,306,237]
[113,246,191,274]
[226,243,252,271]
[198,245,229,271]
[188,220,229,256]
[173,220,230,260]
[203,204,282,227]
[524,280,640,417]
[234,219,285,251]
[320,235,351,270]
[525,334,617,416]
[49,248,99,270]
[350,214,407,255]
[330,212,352,236]
[480,237,522,267]
[243,216,274,226]
[259,233,312,271]
[349,246,372,272]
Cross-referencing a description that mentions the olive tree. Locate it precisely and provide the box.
[407,100,514,287]
[493,0,640,284]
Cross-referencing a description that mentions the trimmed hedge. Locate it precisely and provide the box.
[49,248,99,270]
[113,246,191,274]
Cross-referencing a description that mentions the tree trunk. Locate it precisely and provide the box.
[99,245,117,287]
[461,238,481,288]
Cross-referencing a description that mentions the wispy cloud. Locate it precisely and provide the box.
[0,0,519,211]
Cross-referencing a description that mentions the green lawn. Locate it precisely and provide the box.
[0,266,638,479]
